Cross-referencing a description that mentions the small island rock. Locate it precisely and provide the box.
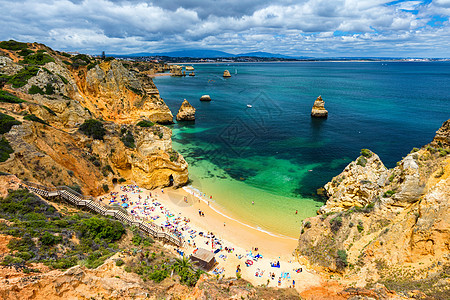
[176,99,196,121]
[223,70,231,77]
[311,96,328,118]
[200,95,211,101]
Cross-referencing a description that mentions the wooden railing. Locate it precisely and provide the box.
[23,181,183,247]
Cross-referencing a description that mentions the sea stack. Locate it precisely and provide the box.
[176,99,196,121]
[200,95,211,101]
[223,70,231,77]
[311,96,328,118]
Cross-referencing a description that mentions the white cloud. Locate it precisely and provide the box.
[0,0,449,57]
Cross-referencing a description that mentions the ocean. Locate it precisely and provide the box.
[154,61,450,238]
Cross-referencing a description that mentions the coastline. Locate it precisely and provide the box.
[101,184,324,291]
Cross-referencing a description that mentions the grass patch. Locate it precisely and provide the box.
[0,137,14,162]
[0,112,21,134]
[356,156,367,167]
[330,215,343,233]
[28,85,44,95]
[384,190,396,197]
[0,90,25,103]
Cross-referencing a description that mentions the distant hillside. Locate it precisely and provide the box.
[117,49,294,59]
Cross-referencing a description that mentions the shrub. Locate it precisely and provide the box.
[40,231,62,246]
[28,85,44,94]
[384,190,395,197]
[336,249,348,269]
[356,156,367,167]
[0,113,21,134]
[8,66,39,88]
[0,90,25,103]
[121,131,135,148]
[304,221,311,228]
[169,150,179,162]
[388,174,395,182]
[21,52,55,65]
[87,62,97,70]
[24,114,49,125]
[136,120,154,127]
[102,184,109,192]
[411,147,420,153]
[330,215,343,233]
[18,49,34,57]
[116,258,124,266]
[44,83,54,95]
[67,184,82,194]
[76,217,125,243]
[360,149,372,158]
[357,220,364,233]
[118,178,126,183]
[0,40,28,51]
[57,74,69,84]
[79,119,106,140]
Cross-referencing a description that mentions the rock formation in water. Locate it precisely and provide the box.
[176,99,196,121]
[0,41,188,195]
[311,96,328,118]
[200,95,211,101]
[223,70,231,77]
[296,119,450,298]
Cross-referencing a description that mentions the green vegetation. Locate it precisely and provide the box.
[87,62,98,70]
[28,85,44,94]
[24,114,49,126]
[102,184,109,192]
[411,147,420,153]
[169,149,179,162]
[0,137,14,162]
[360,149,372,158]
[0,40,28,51]
[79,119,106,140]
[121,130,135,148]
[18,49,34,57]
[356,156,367,167]
[136,120,154,127]
[357,220,364,233]
[8,66,39,88]
[118,178,126,183]
[304,221,311,228]
[127,85,143,95]
[0,112,21,134]
[21,52,55,65]
[57,74,69,84]
[42,105,57,116]
[330,215,343,233]
[0,189,125,271]
[335,249,348,270]
[0,90,25,103]
[384,190,396,197]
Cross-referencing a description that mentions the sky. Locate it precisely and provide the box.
[0,0,449,57]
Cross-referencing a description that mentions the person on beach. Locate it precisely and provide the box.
[292,280,295,288]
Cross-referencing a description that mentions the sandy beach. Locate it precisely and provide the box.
[98,184,323,292]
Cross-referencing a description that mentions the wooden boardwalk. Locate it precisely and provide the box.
[24,181,183,247]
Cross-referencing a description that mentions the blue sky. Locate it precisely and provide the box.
[0,0,449,57]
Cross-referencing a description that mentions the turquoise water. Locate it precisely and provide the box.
[154,62,450,237]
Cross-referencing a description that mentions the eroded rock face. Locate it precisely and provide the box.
[296,119,450,294]
[311,96,328,118]
[176,99,195,121]
[320,150,389,214]
[430,119,450,148]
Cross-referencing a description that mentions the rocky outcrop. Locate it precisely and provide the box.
[0,42,188,195]
[223,70,231,77]
[200,94,211,101]
[319,150,389,214]
[311,96,328,118]
[430,119,450,148]
[176,99,196,121]
[296,119,450,297]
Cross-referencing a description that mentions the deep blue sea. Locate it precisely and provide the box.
[154,61,450,237]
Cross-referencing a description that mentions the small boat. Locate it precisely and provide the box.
[246,104,252,108]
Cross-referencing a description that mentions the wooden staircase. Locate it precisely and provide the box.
[24,181,183,247]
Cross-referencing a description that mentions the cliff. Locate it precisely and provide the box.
[311,96,328,118]
[296,119,450,298]
[176,99,196,121]
[0,41,187,195]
